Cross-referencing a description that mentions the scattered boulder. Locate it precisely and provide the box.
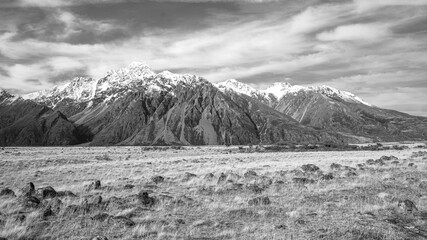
[91,195,103,205]
[91,236,108,240]
[408,163,415,168]
[0,188,15,197]
[321,173,334,181]
[204,173,215,180]
[92,213,110,222]
[86,180,102,191]
[182,172,197,182]
[301,164,320,173]
[366,159,375,165]
[37,186,57,199]
[111,216,135,227]
[419,181,427,189]
[56,190,77,198]
[244,170,258,179]
[43,198,62,214]
[172,195,195,206]
[356,163,365,169]
[398,199,418,213]
[20,195,40,208]
[151,176,165,184]
[138,191,155,207]
[246,184,265,194]
[391,160,400,165]
[217,172,241,184]
[330,163,343,171]
[123,184,135,190]
[21,182,35,196]
[42,206,53,218]
[292,178,316,185]
[248,196,271,206]
[341,170,358,178]
[380,155,398,161]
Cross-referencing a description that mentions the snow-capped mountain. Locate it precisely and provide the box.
[23,62,205,108]
[215,79,371,107]
[3,62,427,146]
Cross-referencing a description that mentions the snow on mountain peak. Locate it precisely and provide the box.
[215,79,260,96]
[264,82,308,99]
[313,85,371,106]
[216,79,371,106]
[23,63,206,107]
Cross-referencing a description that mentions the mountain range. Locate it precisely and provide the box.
[1,62,426,146]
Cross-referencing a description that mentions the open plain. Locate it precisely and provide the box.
[1,144,427,240]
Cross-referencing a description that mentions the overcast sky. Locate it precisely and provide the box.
[0,0,426,116]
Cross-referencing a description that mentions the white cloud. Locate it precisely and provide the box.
[354,0,427,12]
[317,24,391,42]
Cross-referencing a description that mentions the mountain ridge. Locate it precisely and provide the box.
[2,62,426,146]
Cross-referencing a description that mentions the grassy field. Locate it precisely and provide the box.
[1,144,427,240]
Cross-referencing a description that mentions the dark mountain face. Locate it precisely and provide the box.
[274,91,427,142]
[50,80,343,146]
[9,63,426,146]
[0,93,82,146]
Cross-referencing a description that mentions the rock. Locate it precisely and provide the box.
[356,163,365,169]
[217,172,241,184]
[391,160,400,165]
[111,216,135,227]
[408,163,415,167]
[292,178,315,184]
[56,190,77,197]
[20,195,40,208]
[91,236,108,240]
[91,196,103,204]
[321,173,334,181]
[182,172,197,182]
[366,159,375,165]
[301,164,320,173]
[380,155,398,161]
[91,213,110,222]
[246,184,265,194]
[138,191,155,207]
[123,184,135,190]
[43,198,62,214]
[275,224,287,230]
[217,173,227,184]
[398,199,418,213]
[86,180,102,191]
[374,159,385,166]
[244,170,258,178]
[419,181,427,189]
[256,176,273,187]
[38,186,57,199]
[341,170,357,178]
[330,163,343,171]
[172,195,195,206]
[94,180,101,189]
[204,173,215,180]
[0,188,15,197]
[151,176,164,184]
[21,182,35,196]
[248,196,271,206]
[42,206,53,218]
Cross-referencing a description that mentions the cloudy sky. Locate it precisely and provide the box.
[0,0,426,116]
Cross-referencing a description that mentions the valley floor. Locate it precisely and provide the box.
[1,145,427,239]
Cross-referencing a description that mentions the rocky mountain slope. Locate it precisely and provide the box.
[18,63,343,146]
[216,80,427,142]
[0,90,82,146]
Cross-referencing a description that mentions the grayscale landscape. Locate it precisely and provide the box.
[1,144,427,239]
[1,0,427,239]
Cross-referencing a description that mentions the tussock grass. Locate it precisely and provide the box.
[0,146,427,239]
